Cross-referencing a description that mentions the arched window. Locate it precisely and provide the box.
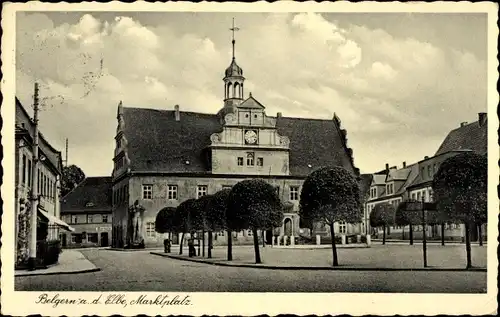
[227,82,232,99]
[234,82,240,98]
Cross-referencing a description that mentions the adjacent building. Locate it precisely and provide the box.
[60,177,113,248]
[365,112,488,242]
[15,97,72,266]
[111,35,362,248]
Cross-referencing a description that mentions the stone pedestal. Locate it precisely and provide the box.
[356,234,361,243]
[366,234,371,245]
[341,235,346,245]
[316,235,321,245]
[290,236,295,246]
[272,236,275,246]
[284,235,288,246]
[277,237,280,246]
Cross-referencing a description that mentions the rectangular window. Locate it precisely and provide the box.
[168,185,178,200]
[237,157,244,166]
[290,186,299,200]
[142,184,153,200]
[411,193,416,200]
[421,167,425,179]
[370,187,377,198]
[22,154,27,184]
[102,214,108,223]
[257,157,264,166]
[427,165,432,178]
[87,233,98,243]
[27,159,32,188]
[417,192,421,201]
[339,221,347,234]
[247,229,253,236]
[246,152,255,166]
[197,185,208,198]
[88,214,94,223]
[146,222,156,237]
[72,215,78,224]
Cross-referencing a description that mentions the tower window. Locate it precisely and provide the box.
[246,152,255,166]
[237,157,244,166]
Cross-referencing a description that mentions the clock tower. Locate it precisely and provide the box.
[211,19,290,176]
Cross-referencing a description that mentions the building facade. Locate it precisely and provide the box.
[15,97,71,265]
[111,37,362,248]
[365,113,488,242]
[60,177,113,248]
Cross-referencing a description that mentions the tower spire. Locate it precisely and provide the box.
[230,17,239,59]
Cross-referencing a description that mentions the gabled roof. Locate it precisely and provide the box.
[394,163,419,195]
[435,119,487,156]
[238,95,265,109]
[61,177,112,213]
[371,174,386,186]
[121,107,357,177]
[386,167,411,182]
[15,98,63,174]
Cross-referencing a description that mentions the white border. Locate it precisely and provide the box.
[1,2,498,316]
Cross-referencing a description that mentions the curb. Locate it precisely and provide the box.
[107,248,162,252]
[150,252,487,272]
[15,267,101,277]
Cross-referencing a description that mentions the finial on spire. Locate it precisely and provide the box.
[229,17,240,59]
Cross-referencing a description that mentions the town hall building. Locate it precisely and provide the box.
[111,30,362,248]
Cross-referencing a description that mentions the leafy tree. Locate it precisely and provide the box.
[61,164,85,197]
[227,179,284,264]
[155,206,176,239]
[432,152,487,269]
[192,195,213,257]
[206,189,230,259]
[370,202,395,245]
[395,200,421,245]
[174,198,197,255]
[300,166,361,266]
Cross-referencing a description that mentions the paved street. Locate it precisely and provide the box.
[15,247,487,293]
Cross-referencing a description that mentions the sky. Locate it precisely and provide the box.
[15,11,488,177]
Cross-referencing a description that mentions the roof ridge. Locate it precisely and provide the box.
[123,106,217,116]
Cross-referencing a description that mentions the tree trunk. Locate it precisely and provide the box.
[227,230,232,261]
[179,232,185,255]
[477,223,483,246]
[329,224,339,266]
[382,225,386,245]
[252,228,261,264]
[409,224,413,245]
[207,231,212,258]
[202,230,205,257]
[262,231,266,248]
[441,223,445,246]
[464,222,472,269]
[402,226,405,240]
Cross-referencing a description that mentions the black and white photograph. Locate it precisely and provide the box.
[1,2,498,316]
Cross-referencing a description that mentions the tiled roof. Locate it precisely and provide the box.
[122,107,357,177]
[435,120,487,156]
[61,177,113,213]
[371,174,386,185]
[387,167,411,181]
[15,98,63,174]
[394,163,419,195]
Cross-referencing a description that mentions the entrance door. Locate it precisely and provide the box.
[284,218,292,236]
[61,233,67,247]
[100,232,109,247]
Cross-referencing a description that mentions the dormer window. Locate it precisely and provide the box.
[386,183,394,195]
[85,202,94,208]
[370,187,377,199]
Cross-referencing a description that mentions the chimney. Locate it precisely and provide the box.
[478,112,487,127]
[277,112,282,118]
[460,122,468,127]
[385,163,389,172]
[174,105,180,121]
[424,156,429,160]
[402,161,406,168]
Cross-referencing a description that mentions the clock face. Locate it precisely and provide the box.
[244,130,258,144]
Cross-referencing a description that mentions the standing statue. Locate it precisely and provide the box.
[128,200,145,248]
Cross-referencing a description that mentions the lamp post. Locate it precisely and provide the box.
[28,82,40,270]
[421,196,427,268]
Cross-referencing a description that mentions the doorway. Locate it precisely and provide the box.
[100,232,109,247]
[284,218,292,236]
[60,233,67,247]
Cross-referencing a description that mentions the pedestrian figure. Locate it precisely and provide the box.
[163,239,171,253]
[188,238,196,257]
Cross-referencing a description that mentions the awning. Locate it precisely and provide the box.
[38,208,75,232]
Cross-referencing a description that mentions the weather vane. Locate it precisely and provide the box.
[229,17,240,59]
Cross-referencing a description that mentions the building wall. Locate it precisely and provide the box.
[112,174,363,247]
[212,148,289,176]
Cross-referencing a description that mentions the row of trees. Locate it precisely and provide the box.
[155,179,284,263]
[370,152,487,269]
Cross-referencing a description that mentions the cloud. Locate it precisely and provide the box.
[16,12,487,175]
